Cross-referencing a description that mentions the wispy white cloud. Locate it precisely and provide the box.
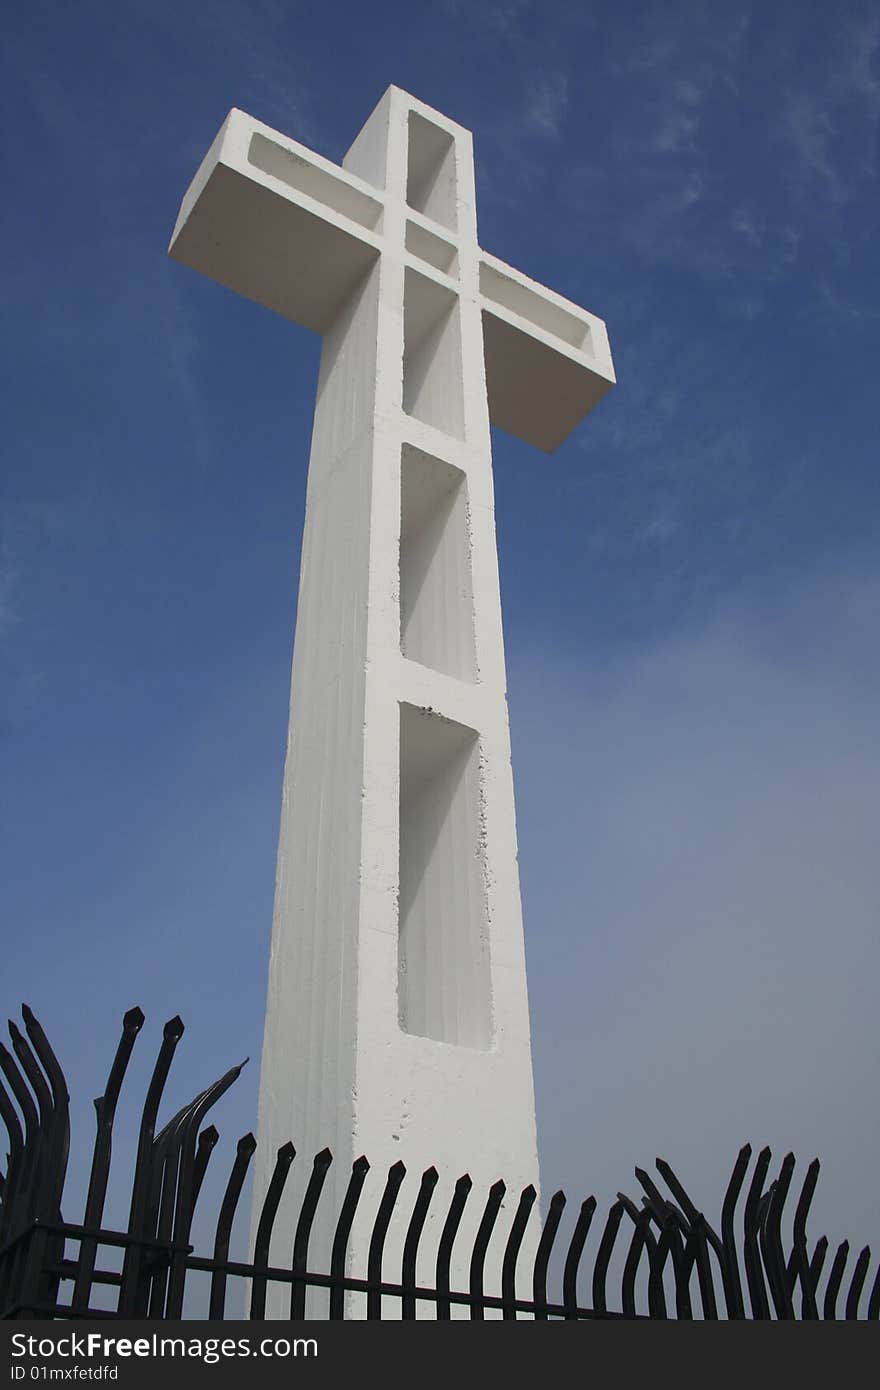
[513,564,880,1246]
[187,0,316,142]
[0,547,20,639]
[0,500,67,645]
[774,8,880,202]
[525,72,570,138]
[730,206,763,247]
[440,0,532,40]
[154,284,215,480]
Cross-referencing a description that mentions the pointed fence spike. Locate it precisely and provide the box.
[532,1189,567,1321]
[823,1240,849,1320]
[366,1160,408,1319]
[0,1079,26,1247]
[618,1193,670,1318]
[655,1156,701,1226]
[249,1143,297,1319]
[189,1125,220,1215]
[468,1179,506,1320]
[435,1175,472,1320]
[845,1246,871,1320]
[592,1199,625,1316]
[208,1132,257,1319]
[560,1195,596,1320]
[400,1167,439,1320]
[866,1256,880,1321]
[634,1166,669,1224]
[786,1156,820,1314]
[327,1155,371,1320]
[73,1007,147,1313]
[717,1144,752,1319]
[808,1234,829,1311]
[119,1015,187,1316]
[620,1200,658,1319]
[290,1147,334,1320]
[763,1154,796,1319]
[742,1146,773,1319]
[9,1028,52,1133]
[500,1184,537,1320]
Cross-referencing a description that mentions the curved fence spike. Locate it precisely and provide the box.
[164,1061,248,1317]
[823,1240,849,1320]
[592,1199,625,1316]
[153,1116,224,1318]
[689,1215,718,1320]
[209,1132,257,1319]
[124,1017,184,1234]
[867,1257,880,1320]
[718,1144,751,1319]
[190,1125,220,1219]
[144,1073,228,1319]
[787,1157,819,1318]
[532,1189,566,1321]
[20,1007,70,1220]
[21,1007,68,1116]
[0,1074,29,1309]
[0,1042,40,1232]
[501,1184,536,1320]
[8,1024,52,1131]
[634,1166,668,1219]
[807,1234,828,1315]
[400,1166,438,1320]
[647,1156,722,1317]
[290,1148,333,1321]
[654,1156,701,1227]
[328,1155,370,1320]
[743,1146,772,1318]
[366,1160,407,1320]
[563,1195,598,1319]
[845,1246,870,1320]
[71,1007,144,1314]
[118,1016,185,1317]
[762,1154,795,1319]
[657,1213,690,1319]
[619,1192,673,1318]
[435,1175,472,1320]
[619,1196,656,1318]
[0,1078,24,1237]
[250,1142,296,1319]
[469,1179,505,1320]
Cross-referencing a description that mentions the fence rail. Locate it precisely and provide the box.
[1,1004,877,1320]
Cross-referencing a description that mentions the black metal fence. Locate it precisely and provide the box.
[1,1004,877,1320]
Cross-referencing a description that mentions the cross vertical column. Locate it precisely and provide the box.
[254,88,540,1313]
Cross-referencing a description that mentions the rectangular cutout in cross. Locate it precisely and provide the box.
[400,445,476,682]
[405,220,459,277]
[248,132,383,231]
[398,704,491,1050]
[402,269,465,438]
[406,112,458,232]
[480,259,591,351]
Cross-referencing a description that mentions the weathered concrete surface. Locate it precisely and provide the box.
[169,86,615,1316]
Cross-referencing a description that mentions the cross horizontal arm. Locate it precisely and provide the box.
[479,252,615,454]
[169,106,615,453]
[169,109,384,334]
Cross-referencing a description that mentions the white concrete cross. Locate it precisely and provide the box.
[170,87,615,1315]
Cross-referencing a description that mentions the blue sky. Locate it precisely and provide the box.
[2,0,879,1290]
